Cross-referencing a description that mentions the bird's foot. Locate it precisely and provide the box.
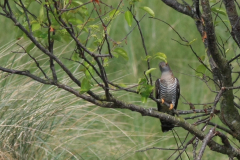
[169,104,174,110]
[161,98,165,104]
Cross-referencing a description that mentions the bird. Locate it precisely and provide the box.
[155,62,180,132]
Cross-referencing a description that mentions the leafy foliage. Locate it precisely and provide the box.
[137,78,154,103]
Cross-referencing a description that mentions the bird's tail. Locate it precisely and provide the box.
[157,103,175,132]
[160,119,175,132]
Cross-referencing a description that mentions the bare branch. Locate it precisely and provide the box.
[223,0,240,47]
[0,67,51,85]
[132,13,152,85]
[60,1,91,13]
[162,0,194,18]
[136,147,183,152]
[196,127,216,160]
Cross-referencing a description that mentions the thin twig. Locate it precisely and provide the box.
[133,13,152,85]
[196,127,216,160]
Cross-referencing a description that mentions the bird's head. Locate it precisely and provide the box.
[159,62,171,72]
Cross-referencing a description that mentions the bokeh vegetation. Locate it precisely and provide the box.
[0,0,236,159]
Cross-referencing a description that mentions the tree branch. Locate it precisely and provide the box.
[162,0,194,18]
[196,127,216,160]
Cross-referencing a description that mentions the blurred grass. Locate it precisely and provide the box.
[0,0,238,159]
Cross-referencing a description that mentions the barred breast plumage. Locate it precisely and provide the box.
[155,62,180,132]
[159,77,178,106]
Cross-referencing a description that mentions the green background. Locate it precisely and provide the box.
[0,0,236,159]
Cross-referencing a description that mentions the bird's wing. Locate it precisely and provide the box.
[174,78,180,109]
[155,79,161,111]
[155,79,160,99]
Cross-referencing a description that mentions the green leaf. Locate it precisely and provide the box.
[89,25,99,30]
[195,64,207,78]
[72,52,79,61]
[145,68,156,76]
[187,38,197,46]
[15,3,23,13]
[154,52,167,63]
[72,0,83,6]
[138,78,147,85]
[211,7,227,16]
[39,4,45,21]
[225,48,230,53]
[26,43,35,53]
[142,55,152,61]
[34,30,47,38]
[141,96,148,103]
[68,18,83,25]
[140,6,155,17]
[52,35,62,42]
[79,61,89,72]
[136,78,147,92]
[113,48,129,60]
[136,78,153,103]
[125,11,133,27]
[109,9,120,18]
[94,38,102,46]
[85,66,94,80]
[16,28,24,40]
[200,55,205,61]
[32,23,41,32]
[80,78,92,94]
[117,83,127,88]
[103,58,109,67]
[139,85,154,103]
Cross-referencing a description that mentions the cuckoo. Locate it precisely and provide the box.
[155,62,180,132]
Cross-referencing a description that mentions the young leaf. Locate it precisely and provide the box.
[51,35,62,42]
[79,61,89,72]
[136,78,147,92]
[34,30,47,38]
[85,66,94,80]
[32,23,41,32]
[109,9,120,18]
[72,0,83,6]
[140,6,155,17]
[154,52,167,63]
[136,77,153,103]
[195,64,207,78]
[15,3,24,13]
[117,83,127,88]
[225,48,230,53]
[145,68,156,76]
[26,43,35,53]
[141,96,148,103]
[68,18,83,25]
[103,58,109,67]
[16,29,24,40]
[142,55,152,61]
[200,55,205,61]
[113,48,129,60]
[211,7,227,16]
[72,52,79,61]
[138,78,147,85]
[139,85,154,103]
[80,78,92,94]
[39,4,45,21]
[125,11,133,27]
[187,38,197,46]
